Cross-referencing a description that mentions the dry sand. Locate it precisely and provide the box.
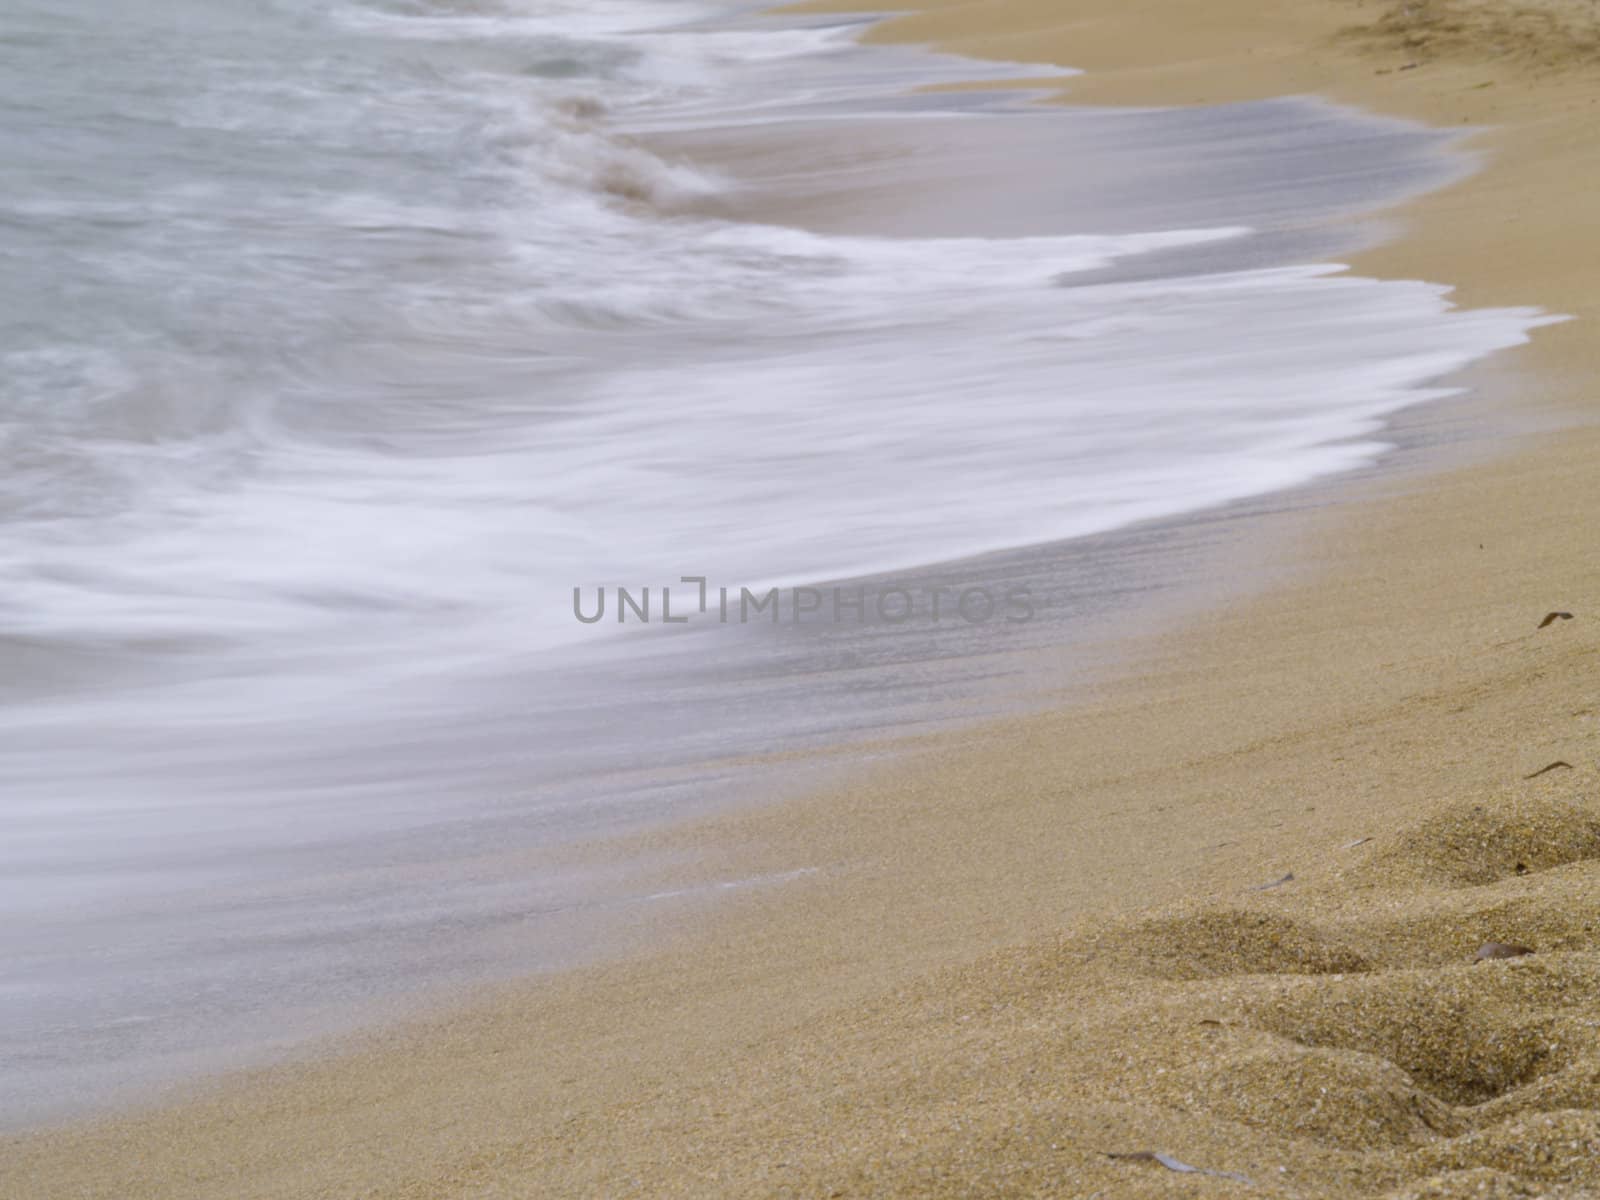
[8,2,1600,1196]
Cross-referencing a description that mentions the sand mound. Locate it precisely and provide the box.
[1382,1167,1541,1199]
[1364,792,1600,886]
[1416,1109,1600,1181]
[1346,0,1600,69]
[1080,904,1371,979]
[613,789,1600,1196]
[1479,1057,1600,1119]
[1071,793,1600,1193]
[1150,1033,1463,1148]
[1351,887,1600,969]
[1243,964,1571,1105]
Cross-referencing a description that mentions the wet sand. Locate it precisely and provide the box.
[7,1,1600,1196]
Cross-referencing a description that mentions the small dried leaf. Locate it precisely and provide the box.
[1538,611,1574,629]
[1252,872,1294,891]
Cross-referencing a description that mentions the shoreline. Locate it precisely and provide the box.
[808,0,1596,401]
[8,2,1600,1195]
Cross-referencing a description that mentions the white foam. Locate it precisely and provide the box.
[0,224,1556,670]
[0,0,1561,724]
[0,0,1563,683]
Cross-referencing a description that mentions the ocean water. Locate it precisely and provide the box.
[0,0,1559,1123]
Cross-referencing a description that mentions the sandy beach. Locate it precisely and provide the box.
[8,1,1600,1196]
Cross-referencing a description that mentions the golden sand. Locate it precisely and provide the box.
[7,2,1600,1196]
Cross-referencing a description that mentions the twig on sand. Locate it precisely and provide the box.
[1524,761,1574,780]
[1493,610,1575,648]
